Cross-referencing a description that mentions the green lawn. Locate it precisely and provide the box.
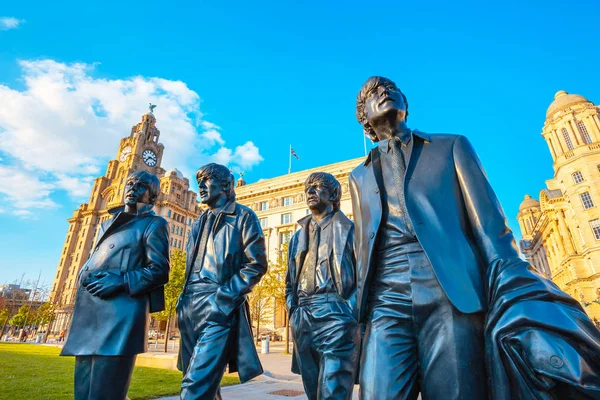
[0,343,240,400]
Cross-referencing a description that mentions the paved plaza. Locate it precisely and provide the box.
[157,341,360,400]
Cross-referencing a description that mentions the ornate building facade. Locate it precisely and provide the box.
[518,90,600,319]
[49,110,202,333]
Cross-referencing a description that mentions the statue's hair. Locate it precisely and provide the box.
[305,172,342,210]
[196,163,236,201]
[356,76,409,142]
[127,170,161,204]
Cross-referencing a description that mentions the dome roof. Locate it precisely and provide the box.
[166,168,184,180]
[546,90,591,118]
[519,194,540,211]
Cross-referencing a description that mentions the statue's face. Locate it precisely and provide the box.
[124,177,152,205]
[197,176,225,207]
[364,82,407,135]
[305,181,333,212]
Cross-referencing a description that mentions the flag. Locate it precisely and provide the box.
[291,148,299,160]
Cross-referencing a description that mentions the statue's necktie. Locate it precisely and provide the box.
[390,138,415,235]
[301,223,321,293]
[193,212,216,273]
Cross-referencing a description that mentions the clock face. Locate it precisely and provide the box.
[142,149,157,166]
[119,146,132,162]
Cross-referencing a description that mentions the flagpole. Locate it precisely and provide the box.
[288,144,292,174]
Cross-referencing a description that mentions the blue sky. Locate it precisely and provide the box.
[1,0,599,287]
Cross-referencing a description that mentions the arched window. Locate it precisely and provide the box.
[577,121,592,144]
[562,128,574,150]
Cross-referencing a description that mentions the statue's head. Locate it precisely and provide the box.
[196,163,235,207]
[124,170,160,206]
[304,172,341,212]
[356,76,409,142]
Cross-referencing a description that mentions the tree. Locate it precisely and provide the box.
[152,249,186,352]
[33,302,55,327]
[262,242,290,353]
[9,305,30,329]
[248,279,274,344]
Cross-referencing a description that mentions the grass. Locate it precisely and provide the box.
[0,343,240,400]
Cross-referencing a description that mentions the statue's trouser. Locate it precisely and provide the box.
[177,283,234,400]
[74,355,136,400]
[359,249,486,400]
[291,293,360,400]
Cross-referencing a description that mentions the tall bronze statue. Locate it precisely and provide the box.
[350,76,600,399]
[177,163,267,399]
[286,172,359,400]
[61,170,170,400]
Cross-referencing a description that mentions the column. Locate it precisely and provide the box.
[557,212,575,255]
[567,119,581,146]
[586,115,600,143]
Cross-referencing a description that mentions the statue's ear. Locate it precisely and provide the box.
[329,188,338,202]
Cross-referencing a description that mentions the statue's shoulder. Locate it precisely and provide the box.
[426,133,463,144]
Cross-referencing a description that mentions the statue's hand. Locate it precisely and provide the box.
[86,271,126,299]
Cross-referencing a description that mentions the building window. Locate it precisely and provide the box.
[281,213,292,225]
[580,192,594,209]
[562,128,574,150]
[171,225,175,234]
[591,219,600,240]
[306,209,311,215]
[572,171,584,184]
[167,210,171,218]
[283,197,293,207]
[279,231,292,246]
[259,218,268,229]
[259,201,269,211]
[577,121,592,144]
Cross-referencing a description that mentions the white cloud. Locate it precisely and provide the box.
[233,141,263,169]
[0,165,58,211]
[13,209,34,218]
[0,59,263,215]
[0,17,25,31]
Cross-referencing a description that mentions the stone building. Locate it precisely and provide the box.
[49,109,202,334]
[517,90,600,319]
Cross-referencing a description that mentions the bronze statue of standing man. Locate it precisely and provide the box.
[177,163,267,399]
[61,170,170,400]
[350,76,600,399]
[286,172,359,400]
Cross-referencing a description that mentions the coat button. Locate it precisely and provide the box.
[109,244,115,249]
[369,232,375,239]
[375,188,379,194]
[549,355,563,368]
[85,266,89,271]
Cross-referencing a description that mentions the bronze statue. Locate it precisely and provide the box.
[177,163,267,399]
[286,172,359,400]
[61,170,170,400]
[350,76,600,399]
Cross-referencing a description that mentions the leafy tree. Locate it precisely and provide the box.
[262,241,291,352]
[152,249,186,352]
[248,279,274,344]
[0,306,9,337]
[9,305,30,328]
[33,302,55,327]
